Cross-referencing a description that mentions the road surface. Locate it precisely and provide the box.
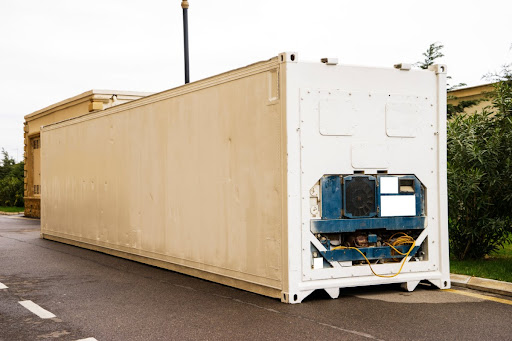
[1,215,511,340]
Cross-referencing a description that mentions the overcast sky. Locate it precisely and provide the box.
[1,0,511,162]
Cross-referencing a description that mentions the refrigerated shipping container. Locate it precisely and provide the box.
[41,52,450,303]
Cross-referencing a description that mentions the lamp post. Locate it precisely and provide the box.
[181,0,190,84]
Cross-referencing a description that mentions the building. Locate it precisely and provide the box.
[447,83,494,115]
[23,90,152,218]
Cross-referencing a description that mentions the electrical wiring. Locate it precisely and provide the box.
[330,233,416,278]
[383,242,409,256]
[388,233,415,260]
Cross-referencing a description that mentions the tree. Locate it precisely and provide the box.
[415,42,445,70]
[0,148,15,179]
[0,149,24,207]
[485,63,512,115]
[416,43,478,118]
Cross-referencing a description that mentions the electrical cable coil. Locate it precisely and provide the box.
[330,232,416,278]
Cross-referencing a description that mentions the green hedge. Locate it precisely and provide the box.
[0,150,24,207]
[447,74,512,259]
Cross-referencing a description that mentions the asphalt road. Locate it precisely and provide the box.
[1,215,511,341]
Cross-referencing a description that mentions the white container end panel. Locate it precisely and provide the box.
[280,53,449,303]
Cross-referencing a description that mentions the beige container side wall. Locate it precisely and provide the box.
[41,68,285,293]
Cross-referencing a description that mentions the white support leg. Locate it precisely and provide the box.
[401,280,420,292]
[324,287,340,299]
[428,278,450,289]
[281,290,314,304]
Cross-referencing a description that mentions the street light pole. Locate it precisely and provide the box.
[181,0,190,84]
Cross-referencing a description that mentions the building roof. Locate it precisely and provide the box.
[447,82,494,96]
[24,89,153,121]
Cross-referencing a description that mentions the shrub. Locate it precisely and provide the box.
[0,175,24,207]
[447,69,512,259]
[0,149,24,207]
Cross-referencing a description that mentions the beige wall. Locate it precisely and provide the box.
[447,83,494,115]
[31,136,41,193]
[41,58,285,297]
[24,90,151,218]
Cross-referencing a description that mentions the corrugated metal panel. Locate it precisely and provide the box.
[41,57,285,296]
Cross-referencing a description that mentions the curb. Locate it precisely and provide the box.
[451,273,512,297]
[0,211,24,216]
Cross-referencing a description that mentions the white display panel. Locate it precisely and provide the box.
[380,195,416,217]
[380,177,399,194]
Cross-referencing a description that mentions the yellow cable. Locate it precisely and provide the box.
[383,242,409,255]
[389,232,409,240]
[331,238,416,278]
[389,234,414,261]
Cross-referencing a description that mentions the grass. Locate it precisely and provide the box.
[0,206,24,213]
[450,240,512,282]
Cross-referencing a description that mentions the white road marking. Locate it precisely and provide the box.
[75,338,98,341]
[18,300,56,319]
[0,282,8,289]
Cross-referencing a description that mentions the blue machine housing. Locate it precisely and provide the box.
[314,174,426,262]
[311,216,426,233]
[320,176,342,219]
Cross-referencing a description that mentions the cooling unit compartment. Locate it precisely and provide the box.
[309,174,427,271]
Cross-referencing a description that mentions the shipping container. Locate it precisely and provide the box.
[41,52,450,303]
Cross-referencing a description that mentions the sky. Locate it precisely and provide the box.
[1,0,511,163]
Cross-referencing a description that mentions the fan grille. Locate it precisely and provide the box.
[345,177,376,217]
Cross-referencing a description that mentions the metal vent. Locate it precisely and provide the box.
[344,176,376,218]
